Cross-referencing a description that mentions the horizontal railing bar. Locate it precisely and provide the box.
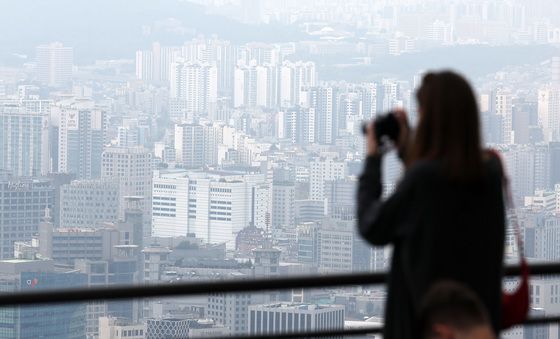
[207,316,560,339]
[524,315,560,325]
[210,327,383,339]
[0,262,558,307]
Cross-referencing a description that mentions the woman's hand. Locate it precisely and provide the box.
[394,109,411,159]
[366,122,378,156]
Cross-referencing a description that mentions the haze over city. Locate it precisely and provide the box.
[1,0,560,338]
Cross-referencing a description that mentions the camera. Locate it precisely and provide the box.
[361,111,401,145]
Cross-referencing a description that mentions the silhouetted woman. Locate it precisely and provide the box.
[358,71,505,338]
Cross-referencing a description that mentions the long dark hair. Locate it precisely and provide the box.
[409,71,483,181]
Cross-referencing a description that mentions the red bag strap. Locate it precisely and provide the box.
[486,149,524,259]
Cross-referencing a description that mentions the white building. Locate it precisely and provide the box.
[101,146,153,237]
[169,60,217,120]
[99,317,146,339]
[248,303,345,336]
[495,89,514,144]
[152,169,270,248]
[538,86,560,142]
[309,157,346,201]
[36,42,73,87]
[174,123,205,168]
[525,190,557,213]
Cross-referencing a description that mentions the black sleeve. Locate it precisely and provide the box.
[357,155,417,246]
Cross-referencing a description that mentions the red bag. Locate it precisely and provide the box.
[488,149,530,329]
[502,254,530,329]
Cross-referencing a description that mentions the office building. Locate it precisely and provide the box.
[76,252,141,337]
[271,182,296,230]
[187,319,229,338]
[38,218,120,265]
[142,244,171,284]
[0,259,87,339]
[152,169,269,247]
[101,146,153,238]
[317,219,354,273]
[0,101,50,177]
[207,293,252,335]
[99,317,146,339]
[248,303,344,335]
[36,42,73,87]
[0,176,53,259]
[59,178,120,228]
[295,200,324,224]
[56,99,106,179]
[324,178,357,217]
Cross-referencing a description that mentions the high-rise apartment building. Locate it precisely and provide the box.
[135,42,179,83]
[36,42,73,87]
[0,101,50,177]
[495,89,514,144]
[174,123,205,168]
[538,86,560,142]
[309,157,346,201]
[169,60,218,120]
[309,87,337,145]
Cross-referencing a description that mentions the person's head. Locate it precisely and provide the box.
[409,71,482,181]
[420,281,495,339]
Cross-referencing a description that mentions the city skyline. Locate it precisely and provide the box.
[0,1,560,338]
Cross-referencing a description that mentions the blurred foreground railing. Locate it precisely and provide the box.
[1,262,559,337]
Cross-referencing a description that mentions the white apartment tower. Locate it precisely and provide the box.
[495,89,514,144]
[174,123,205,169]
[36,42,73,87]
[169,60,218,120]
[538,86,560,142]
[309,157,346,201]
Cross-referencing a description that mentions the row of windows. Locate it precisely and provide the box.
[154,196,176,201]
[153,212,176,217]
[153,201,176,207]
[210,200,232,205]
[154,184,177,189]
[210,188,232,193]
[210,217,232,221]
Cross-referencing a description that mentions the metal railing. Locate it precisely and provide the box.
[1,262,560,337]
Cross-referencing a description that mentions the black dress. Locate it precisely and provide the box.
[357,154,505,338]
